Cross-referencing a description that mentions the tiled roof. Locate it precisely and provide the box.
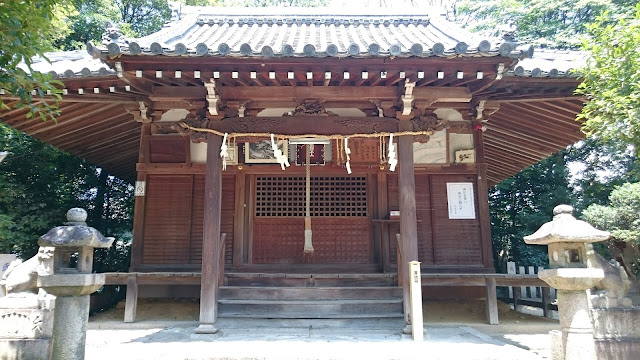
[22,50,114,79]
[510,49,588,77]
[91,7,530,59]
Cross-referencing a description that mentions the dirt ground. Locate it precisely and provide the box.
[90,298,556,326]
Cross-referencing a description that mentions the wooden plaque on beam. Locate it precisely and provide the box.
[334,138,380,165]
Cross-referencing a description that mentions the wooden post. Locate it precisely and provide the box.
[473,126,493,270]
[124,275,138,323]
[409,261,424,341]
[195,133,223,334]
[398,118,419,333]
[485,277,499,325]
[130,123,150,270]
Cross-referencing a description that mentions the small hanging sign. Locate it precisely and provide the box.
[446,182,475,219]
[135,181,146,197]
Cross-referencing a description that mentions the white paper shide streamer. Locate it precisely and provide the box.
[388,133,397,172]
[344,138,352,174]
[220,133,229,170]
[271,133,290,171]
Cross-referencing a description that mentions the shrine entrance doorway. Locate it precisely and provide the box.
[248,174,376,267]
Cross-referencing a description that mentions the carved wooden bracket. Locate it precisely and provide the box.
[182,116,210,143]
[401,81,416,116]
[473,99,500,122]
[127,101,152,123]
[283,101,337,117]
[204,79,220,116]
[411,113,449,143]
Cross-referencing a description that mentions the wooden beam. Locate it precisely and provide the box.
[196,132,223,334]
[214,86,469,102]
[209,116,399,136]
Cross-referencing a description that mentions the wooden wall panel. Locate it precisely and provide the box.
[387,173,483,267]
[387,174,434,265]
[415,174,434,265]
[387,174,400,264]
[252,218,371,264]
[431,174,483,266]
[142,175,192,264]
[189,174,235,265]
[189,175,204,263]
[149,136,186,163]
[141,174,235,267]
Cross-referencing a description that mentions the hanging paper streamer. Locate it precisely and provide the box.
[388,133,397,172]
[220,132,229,170]
[271,133,290,171]
[303,144,314,254]
[344,137,352,174]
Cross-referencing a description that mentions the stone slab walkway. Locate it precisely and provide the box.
[86,318,556,360]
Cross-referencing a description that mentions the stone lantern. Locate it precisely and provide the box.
[524,204,630,360]
[37,208,114,360]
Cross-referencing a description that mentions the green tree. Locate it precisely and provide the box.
[0,0,69,120]
[223,0,329,6]
[454,0,635,47]
[583,182,640,282]
[576,5,640,155]
[490,151,574,270]
[0,124,133,263]
[568,137,640,213]
[115,0,171,36]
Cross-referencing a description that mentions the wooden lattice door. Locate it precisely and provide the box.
[251,175,371,264]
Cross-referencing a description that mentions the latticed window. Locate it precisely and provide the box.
[255,176,367,217]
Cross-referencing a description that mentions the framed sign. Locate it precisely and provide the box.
[446,182,476,219]
[294,144,325,165]
[245,140,288,164]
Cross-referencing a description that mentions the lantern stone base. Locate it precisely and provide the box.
[590,302,640,360]
[0,294,55,360]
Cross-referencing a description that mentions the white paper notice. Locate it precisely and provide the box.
[446,182,476,219]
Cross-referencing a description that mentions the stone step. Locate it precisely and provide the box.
[219,286,402,300]
[218,298,404,319]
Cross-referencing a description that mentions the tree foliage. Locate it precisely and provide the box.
[583,182,640,279]
[454,0,635,48]
[222,0,328,5]
[576,4,640,155]
[0,0,68,120]
[583,182,640,244]
[0,124,133,268]
[489,152,574,270]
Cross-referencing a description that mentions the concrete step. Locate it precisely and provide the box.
[219,286,402,300]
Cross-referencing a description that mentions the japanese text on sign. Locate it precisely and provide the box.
[446,182,476,219]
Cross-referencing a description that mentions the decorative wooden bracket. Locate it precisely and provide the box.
[138,101,149,122]
[204,79,220,116]
[114,61,152,94]
[496,63,505,80]
[401,81,416,116]
[127,101,152,123]
[473,99,500,122]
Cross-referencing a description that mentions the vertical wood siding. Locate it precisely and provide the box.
[141,174,235,266]
[387,173,482,267]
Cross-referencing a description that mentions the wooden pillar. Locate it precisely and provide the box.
[130,123,150,271]
[195,133,223,334]
[398,118,419,332]
[474,128,494,269]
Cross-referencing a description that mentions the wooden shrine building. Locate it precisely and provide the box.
[1,6,585,331]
